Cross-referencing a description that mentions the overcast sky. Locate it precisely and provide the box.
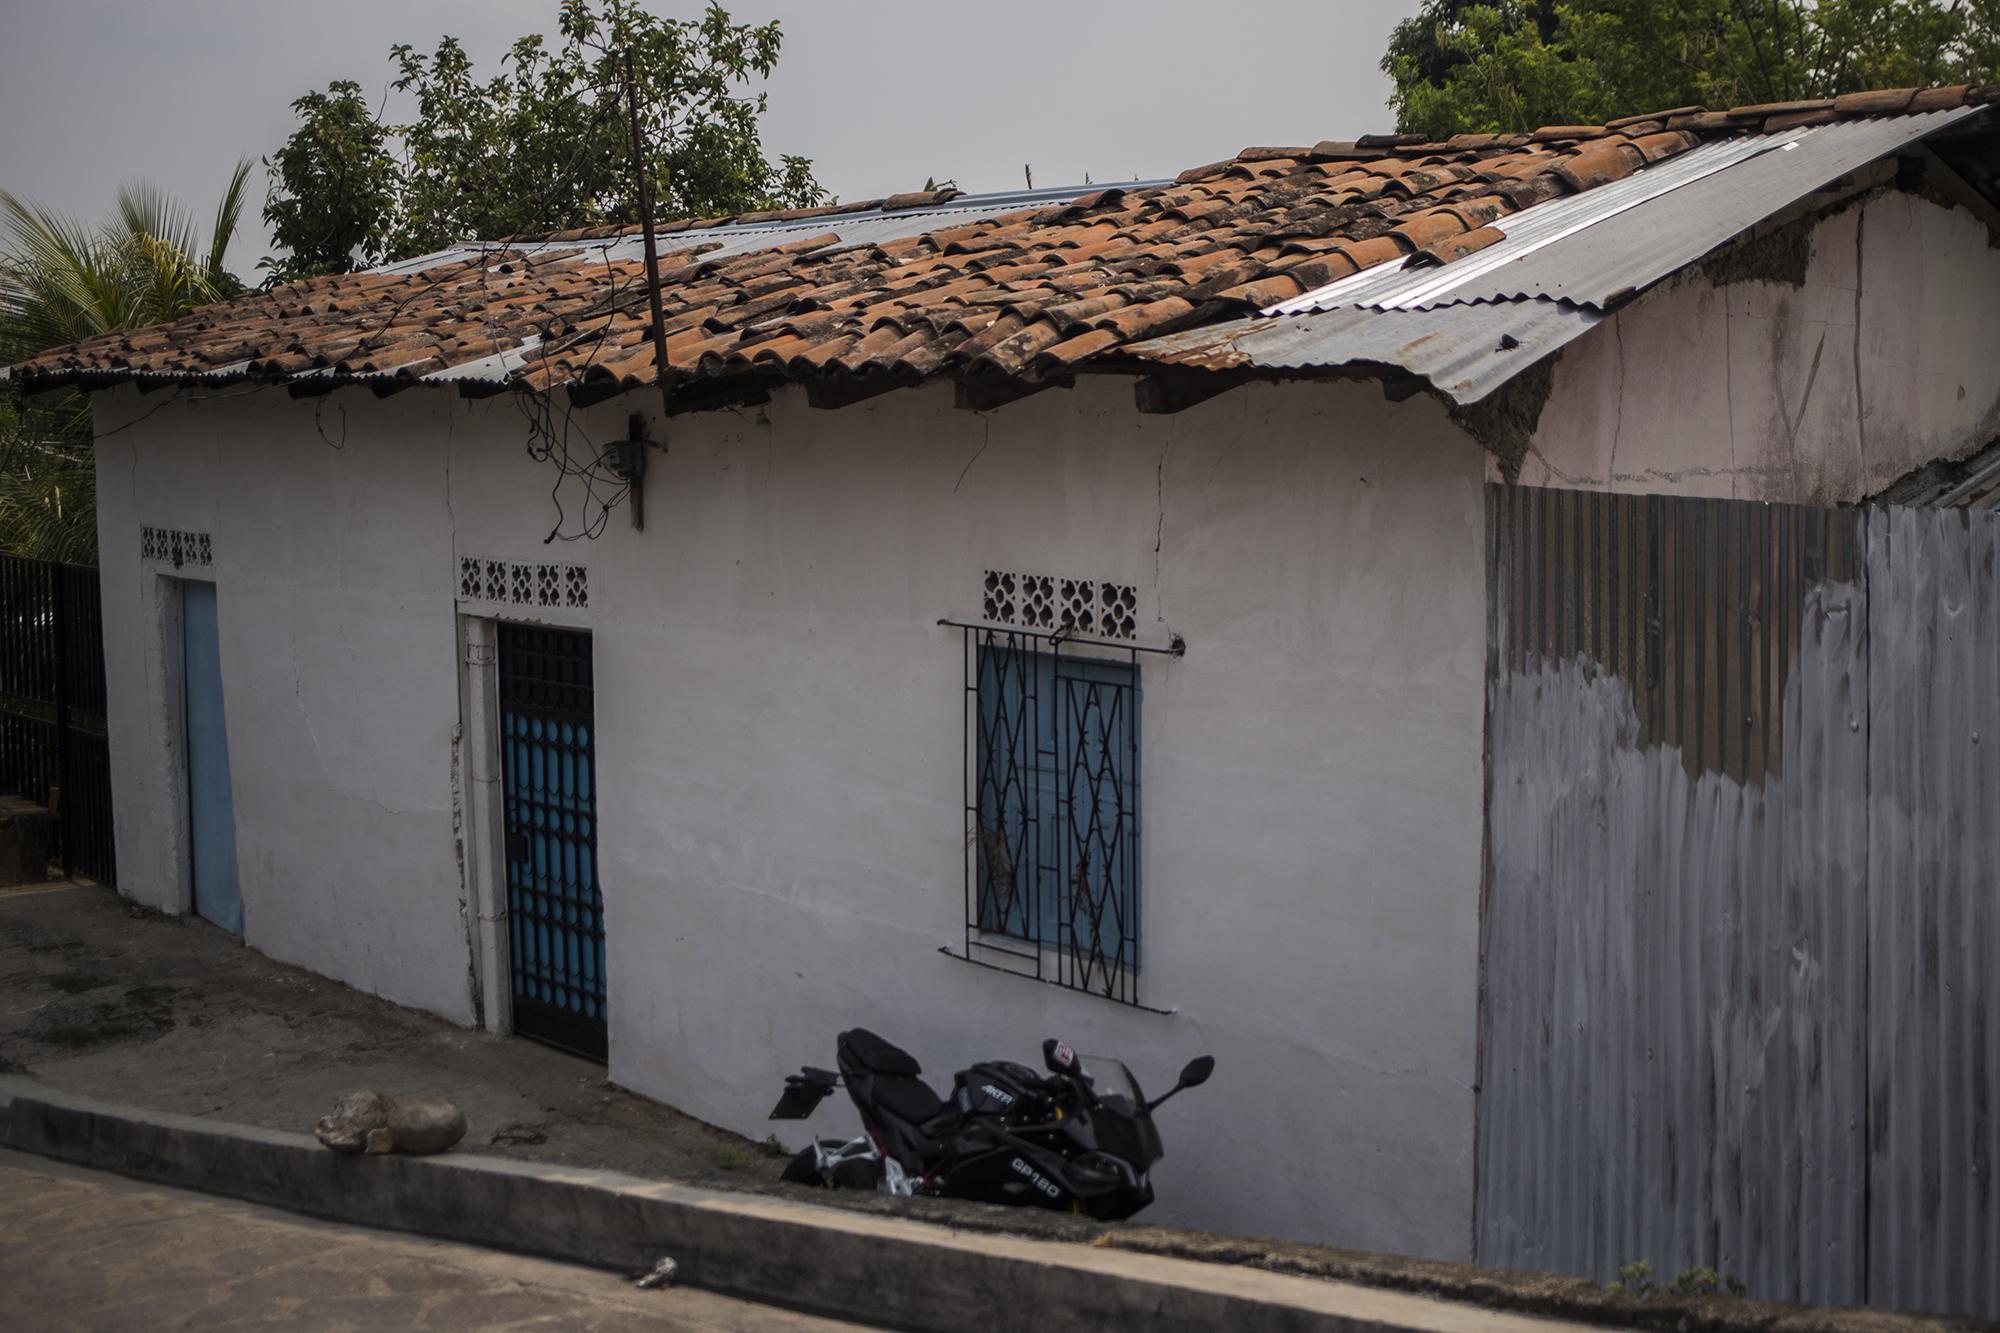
[0,0,1421,275]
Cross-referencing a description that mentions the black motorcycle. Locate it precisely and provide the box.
[769,1028,1214,1220]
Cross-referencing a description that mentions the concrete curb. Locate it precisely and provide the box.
[0,1075,1596,1333]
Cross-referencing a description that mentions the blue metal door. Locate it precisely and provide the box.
[497,624,606,1061]
[181,581,241,935]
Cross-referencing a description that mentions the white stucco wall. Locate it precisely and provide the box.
[92,375,1491,1256]
[1521,189,2000,503]
[94,390,474,1023]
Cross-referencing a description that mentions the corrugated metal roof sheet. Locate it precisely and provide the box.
[1127,106,1989,405]
[420,337,543,385]
[1269,107,1983,316]
[1266,132,1800,315]
[1127,301,1599,403]
[1889,440,2000,509]
[1938,449,2000,508]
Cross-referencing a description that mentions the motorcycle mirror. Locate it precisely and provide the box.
[1144,1054,1216,1115]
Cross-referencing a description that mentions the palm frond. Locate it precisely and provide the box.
[202,157,253,286]
[1,164,250,560]
[114,179,201,260]
[0,190,122,352]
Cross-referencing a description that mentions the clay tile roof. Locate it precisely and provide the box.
[11,85,1997,404]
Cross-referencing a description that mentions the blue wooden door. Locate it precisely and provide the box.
[181,581,242,935]
[497,624,606,1061]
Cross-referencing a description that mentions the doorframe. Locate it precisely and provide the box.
[152,574,195,917]
[458,613,513,1036]
[173,576,244,936]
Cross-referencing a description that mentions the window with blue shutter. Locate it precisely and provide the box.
[966,630,1141,1002]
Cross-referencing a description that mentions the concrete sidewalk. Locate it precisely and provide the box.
[4,1076,1615,1333]
[0,882,1972,1333]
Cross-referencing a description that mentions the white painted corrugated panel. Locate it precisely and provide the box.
[1480,487,1998,1318]
[1863,504,2000,1318]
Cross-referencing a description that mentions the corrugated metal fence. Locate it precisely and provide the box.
[1478,486,1996,1317]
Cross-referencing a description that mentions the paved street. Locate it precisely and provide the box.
[0,1150,861,1331]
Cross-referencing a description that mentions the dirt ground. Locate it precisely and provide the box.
[0,880,789,1188]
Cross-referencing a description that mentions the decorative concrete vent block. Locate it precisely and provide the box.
[983,569,1138,641]
[457,556,588,612]
[139,527,213,570]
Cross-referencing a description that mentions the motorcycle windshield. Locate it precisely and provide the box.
[1076,1055,1145,1109]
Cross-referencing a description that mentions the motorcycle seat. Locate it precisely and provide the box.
[874,1075,946,1128]
[838,1028,924,1077]
[838,1029,946,1130]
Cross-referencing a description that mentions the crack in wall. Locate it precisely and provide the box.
[443,404,483,1024]
[450,718,481,1022]
[1774,329,1827,500]
[951,415,991,493]
[1152,422,1174,628]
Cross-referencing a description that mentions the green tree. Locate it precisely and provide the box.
[261,82,398,283]
[0,163,251,561]
[1383,0,2000,138]
[262,0,825,278]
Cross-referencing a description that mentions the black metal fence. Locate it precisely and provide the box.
[0,555,115,884]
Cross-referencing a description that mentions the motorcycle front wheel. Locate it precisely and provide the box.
[781,1145,829,1186]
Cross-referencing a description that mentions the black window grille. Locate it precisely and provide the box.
[954,622,1158,1005]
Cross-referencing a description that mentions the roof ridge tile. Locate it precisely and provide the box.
[1605,105,1706,128]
